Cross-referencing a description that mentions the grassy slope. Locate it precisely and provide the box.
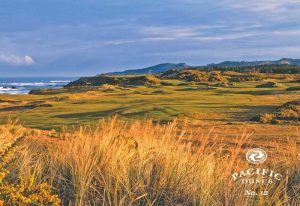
[0,79,300,130]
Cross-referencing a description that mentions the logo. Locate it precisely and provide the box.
[231,147,283,197]
[246,148,267,164]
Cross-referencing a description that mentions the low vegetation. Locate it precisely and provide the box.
[65,75,161,87]
[160,69,226,83]
[227,72,266,82]
[0,122,60,205]
[62,68,296,89]
[0,118,298,205]
[205,64,300,74]
[256,81,280,88]
[286,86,300,91]
[255,101,300,124]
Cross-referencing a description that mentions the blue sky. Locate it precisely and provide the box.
[1,0,300,77]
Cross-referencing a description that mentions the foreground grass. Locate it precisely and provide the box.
[0,121,60,205]
[1,118,298,205]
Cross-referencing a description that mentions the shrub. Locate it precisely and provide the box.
[47,96,70,102]
[100,84,117,92]
[214,81,232,87]
[160,81,174,86]
[259,113,274,123]
[256,101,300,124]
[229,72,266,82]
[277,108,299,119]
[151,90,171,94]
[0,135,60,205]
[66,75,161,87]
[160,69,226,83]
[256,81,280,88]
[286,86,300,91]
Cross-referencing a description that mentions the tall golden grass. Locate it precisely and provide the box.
[0,120,60,205]
[2,118,300,205]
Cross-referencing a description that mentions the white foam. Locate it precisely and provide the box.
[0,78,71,94]
[0,86,16,91]
[50,80,70,83]
[9,82,47,86]
[0,86,25,94]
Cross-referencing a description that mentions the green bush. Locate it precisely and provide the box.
[256,81,280,88]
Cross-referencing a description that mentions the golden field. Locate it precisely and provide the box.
[0,117,299,205]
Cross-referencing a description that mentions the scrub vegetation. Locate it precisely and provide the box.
[0,118,299,205]
[0,66,300,205]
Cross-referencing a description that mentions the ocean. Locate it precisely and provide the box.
[0,77,77,94]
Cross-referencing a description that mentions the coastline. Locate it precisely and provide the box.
[0,77,75,94]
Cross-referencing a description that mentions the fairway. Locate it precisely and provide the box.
[1,79,300,130]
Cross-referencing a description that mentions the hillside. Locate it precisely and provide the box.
[104,58,300,76]
[208,58,300,67]
[105,63,189,75]
[65,75,161,87]
[63,64,300,88]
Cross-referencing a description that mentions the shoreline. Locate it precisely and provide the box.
[0,77,74,95]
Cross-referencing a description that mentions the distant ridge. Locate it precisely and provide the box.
[105,63,189,75]
[208,58,300,67]
[103,58,300,75]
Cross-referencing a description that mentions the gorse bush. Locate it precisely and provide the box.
[65,75,161,87]
[160,69,226,83]
[10,117,300,206]
[258,113,275,123]
[256,101,300,124]
[0,126,60,206]
[256,81,280,88]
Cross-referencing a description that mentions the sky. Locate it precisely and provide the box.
[0,0,300,77]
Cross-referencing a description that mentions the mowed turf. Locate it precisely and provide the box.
[0,80,300,130]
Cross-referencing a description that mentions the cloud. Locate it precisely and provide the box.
[141,26,199,38]
[177,0,300,23]
[0,0,300,76]
[137,25,262,42]
[226,0,300,12]
[100,24,300,47]
[179,0,300,13]
[0,54,35,66]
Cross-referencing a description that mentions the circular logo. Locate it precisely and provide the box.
[246,148,267,164]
